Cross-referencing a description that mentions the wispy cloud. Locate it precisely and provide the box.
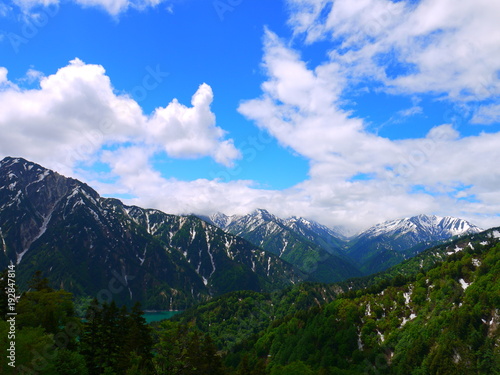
[235,3,500,230]
[0,2,12,17]
[397,106,423,119]
[377,104,423,131]
[471,104,500,125]
[286,0,500,100]
[13,0,167,16]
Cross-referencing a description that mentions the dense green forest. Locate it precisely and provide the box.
[171,238,500,374]
[1,236,499,374]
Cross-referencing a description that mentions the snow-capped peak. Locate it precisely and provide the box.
[359,214,482,240]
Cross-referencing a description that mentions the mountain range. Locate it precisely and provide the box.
[200,209,359,283]
[346,213,482,274]
[0,156,484,308]
[201,209,482,279]
[0,157,300,309]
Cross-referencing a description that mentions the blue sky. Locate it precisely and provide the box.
[1,0,500,231]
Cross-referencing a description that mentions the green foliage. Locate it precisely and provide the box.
[54,349,88,375]
[0,273,88,374]
[172,236,500,374]
[2,231,499,375]
[235,354,267,375]
[210,263,261,295]
[269,360,315,375]
[0,320,57,374]
[28,270,53,291]
[17,287,79,337]
[153,321,226,374]
[81,300,153,375]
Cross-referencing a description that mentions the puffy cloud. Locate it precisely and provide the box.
[0,68,18,91]
[148,83,240,166]
[0,59,240,177]
[239,30,399,175]
[98,145,273,216]
[0,67,8,84]
[236,19,500,230]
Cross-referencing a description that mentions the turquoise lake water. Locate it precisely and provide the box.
[143,311,183,324]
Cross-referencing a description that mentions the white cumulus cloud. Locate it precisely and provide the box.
[236,15,500,230]
[0,68,8,85]
[148,83,240,166]
[0,59,240,177]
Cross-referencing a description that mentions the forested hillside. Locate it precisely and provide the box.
[170,229,500,374]
[1,229,499,374]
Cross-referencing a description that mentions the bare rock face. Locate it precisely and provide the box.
[0,157,301,309]
[0,157,77,264]
[202,209,361,283]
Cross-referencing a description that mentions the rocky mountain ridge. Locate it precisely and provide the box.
[0,157,300,309]
[203,210,483,276]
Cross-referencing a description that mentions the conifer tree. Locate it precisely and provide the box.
[127,302,154,371]
[28,270,53,291]
[81,299,105,375]
[100,301,121,371]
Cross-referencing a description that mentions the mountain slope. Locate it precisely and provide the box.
[168,226,500,374]
[348,214,483,274]
[0,157,301,308]
[203,210,483,281]
[202,209,361,283]
[282,215,348,250]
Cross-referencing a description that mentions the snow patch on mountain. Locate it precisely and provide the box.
[360,215,482,241]
[459,278,470,290]
[206,209,347,241]
[0,229,6,255]
[448,245,464,255]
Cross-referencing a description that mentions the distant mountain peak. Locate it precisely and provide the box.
[348,214,483,275]
[199,208,358,283]
[249,208,276,221]
[365,214,483,239]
